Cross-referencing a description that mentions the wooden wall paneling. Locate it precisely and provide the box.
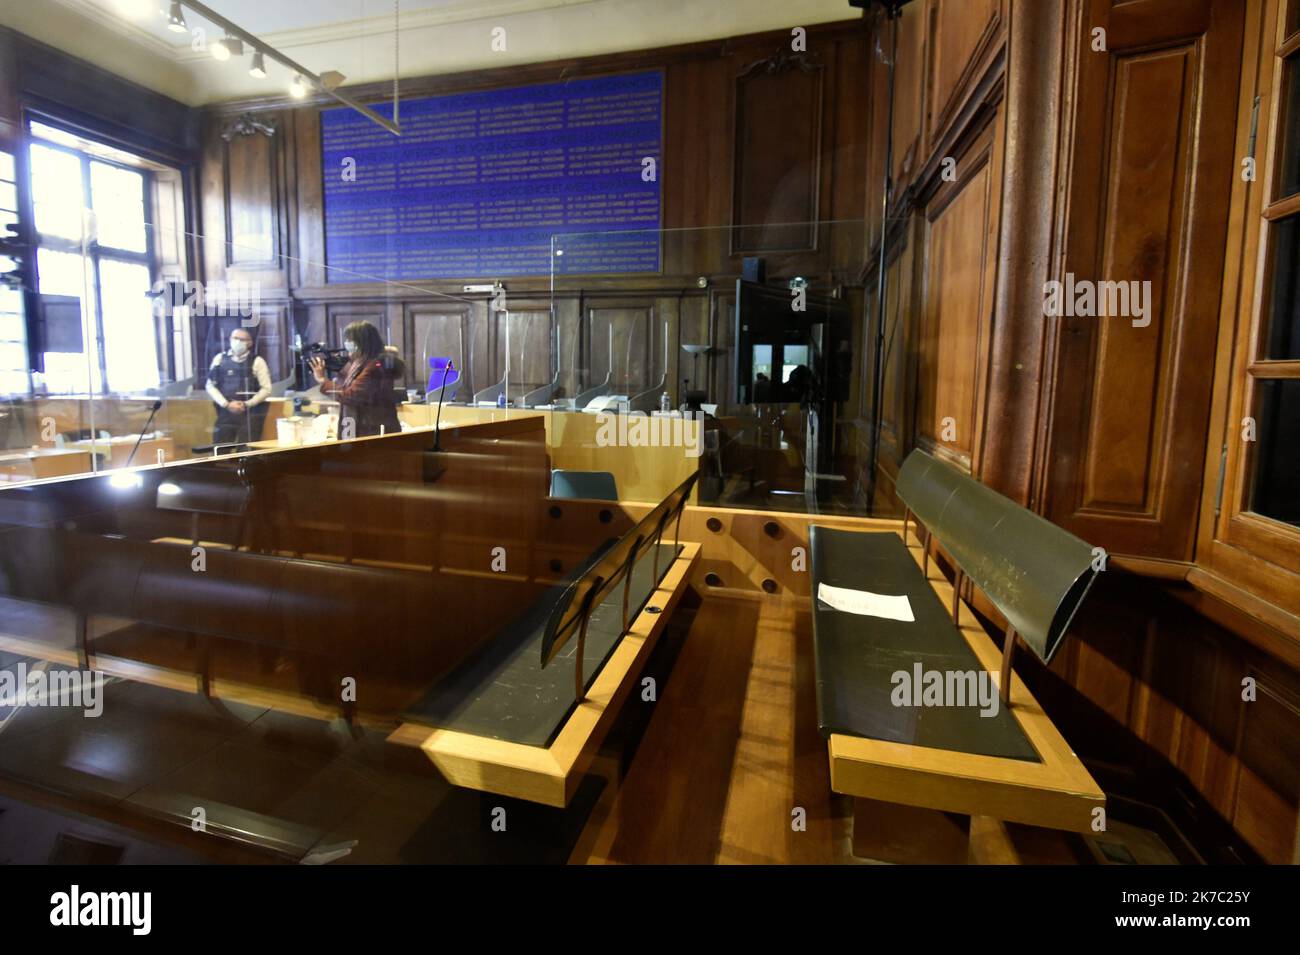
[554,294,583,401]
[404,302,472,395]
[663,55,731,274]
[1234,672,1300,862]
[252,302,292,382]
[891,0,929,191]
[707,286,737,411]
[294,108,326,288]
[218,112,288,290]
[505,302,555,400]
[827,34,869,276]
[469,300,495,396]
[731,48,825,255]
[1044,0,1245,560]
[584,299,660,397]
[981,0,1073,506]
[914,115,1002,472]
[325,304,388,346]
[5,29,198,166]
[655,294,682,404]
[189,301,292,383]
[878,219,920,474]
[863,17,891,254]
[675,292,710,401]
[926,0,1004,149]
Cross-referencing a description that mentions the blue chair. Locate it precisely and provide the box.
[550,469,618,501]
[427,357,460,400]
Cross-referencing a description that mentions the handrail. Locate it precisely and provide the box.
[539,471,697,701]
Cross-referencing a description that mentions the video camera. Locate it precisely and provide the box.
[294,342,348,390]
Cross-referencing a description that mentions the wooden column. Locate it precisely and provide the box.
[979,0,1072,505]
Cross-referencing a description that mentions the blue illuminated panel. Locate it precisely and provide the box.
[321,71,662,282]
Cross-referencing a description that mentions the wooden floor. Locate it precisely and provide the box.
[573,589,857,864]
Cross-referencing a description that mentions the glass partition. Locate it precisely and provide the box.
[542,219,901,514]
[2,200,916,522]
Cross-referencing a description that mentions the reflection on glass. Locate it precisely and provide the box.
[1280,56,1300,199]
[29,143,83,242]
[90,161,147,253]
[35,248,94,394]
[0,287,25,396]
[1249,378,1300,526]
[99,259,157,392]
[1264,216,1300,360]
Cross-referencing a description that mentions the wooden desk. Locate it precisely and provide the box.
[67,435,175,469]
[398,403,700,504]
[0,448,94,483]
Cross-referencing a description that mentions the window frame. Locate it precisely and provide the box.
[1202,0,1300,621]
[24,117,157,395]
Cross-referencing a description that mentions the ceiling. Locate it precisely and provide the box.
[3,0,860,105]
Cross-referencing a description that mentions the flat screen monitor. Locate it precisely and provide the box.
[732,280,851,405]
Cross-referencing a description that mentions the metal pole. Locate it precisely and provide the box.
[179,1,401,135]
[865,7,900,511]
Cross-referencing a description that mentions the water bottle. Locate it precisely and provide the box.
[660,391,671,413]
[497,392,507,409]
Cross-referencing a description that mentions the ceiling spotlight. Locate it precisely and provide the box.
[213,35,243,62]
[290,75,309,99]
[249,52,267,79]
[166,1,187,33]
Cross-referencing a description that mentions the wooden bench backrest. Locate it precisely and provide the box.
[895,449,1098,664]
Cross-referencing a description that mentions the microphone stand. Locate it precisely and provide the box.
[124,399,163,468]
[431,360,455,453]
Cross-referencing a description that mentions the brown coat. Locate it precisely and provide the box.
[323,356,401,438]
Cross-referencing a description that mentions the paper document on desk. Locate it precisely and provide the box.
[817,583,914,622]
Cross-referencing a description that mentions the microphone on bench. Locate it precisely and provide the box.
[124,400,163,469]
[431,360,455,454]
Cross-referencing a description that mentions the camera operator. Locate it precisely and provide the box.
[206,327,272,445]
[310,320,404,438]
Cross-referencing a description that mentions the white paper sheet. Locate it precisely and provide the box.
[816,583,914,622]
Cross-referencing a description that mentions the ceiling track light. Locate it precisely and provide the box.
[166,1,187,33]
[163,1,400,135]
[213,33,243,62]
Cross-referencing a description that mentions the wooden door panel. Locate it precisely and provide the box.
[406,305,470,394]
[1046,0,1244,559]
[585,303,659,396]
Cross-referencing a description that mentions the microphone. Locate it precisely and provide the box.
[432,360,455,453]
[124,399,163,468]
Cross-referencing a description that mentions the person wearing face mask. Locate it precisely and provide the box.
[206,327,272,445]
[310,320,404,438]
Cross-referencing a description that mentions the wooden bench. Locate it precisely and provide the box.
[811,449,1105,862]
[389,472,700,808]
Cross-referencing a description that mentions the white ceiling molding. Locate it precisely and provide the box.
[171,0,605,60]
[11,0,859,106]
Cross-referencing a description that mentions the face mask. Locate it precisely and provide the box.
[344,340,358,356]
[230,339,249,356]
